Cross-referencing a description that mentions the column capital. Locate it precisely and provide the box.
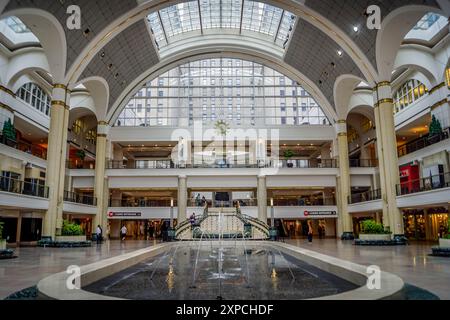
[51,100,69,110]
[178,174,187,179]
[335,120,347,134]
[97,122,110,136]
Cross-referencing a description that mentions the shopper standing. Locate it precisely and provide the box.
[307,220,313,243]
[120,224,127,241]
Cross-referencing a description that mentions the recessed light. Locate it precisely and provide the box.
[283,144,286,146]
[155,144,158,147]
[337,50,343,57]
[297,144,300,146]
[128,144,131,147]
[310,144,313,146]
[141,144,144,147]
[353,26,359,33]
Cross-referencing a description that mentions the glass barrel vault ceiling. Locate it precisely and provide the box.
[147,0,297,50]
[116,58,330,128]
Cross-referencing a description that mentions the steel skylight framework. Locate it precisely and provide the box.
[147,0,296,50]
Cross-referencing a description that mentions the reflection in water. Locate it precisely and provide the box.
[85,242,357,300]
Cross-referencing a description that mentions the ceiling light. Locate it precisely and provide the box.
[337,50,343,57]
[155,144,158,147]
[141,144,144,147]
[297,144,300,146]
[353,26,359,33]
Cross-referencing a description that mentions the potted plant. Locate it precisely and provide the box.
[428,115,443,144]
[76,149,86,168]
[283,149,294,167]
[439,225,450,248]
[2,118,17,147]
[55,220,86,242]
[358,219,392,241]
[0,222,6,250]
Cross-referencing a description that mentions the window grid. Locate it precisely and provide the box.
[393,79,428,113]
[116,58,329,128]
[17,82,51,116]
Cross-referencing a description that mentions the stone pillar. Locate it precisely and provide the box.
[177,175,187,222]
[336,120,354,240]
[16,216,22,245]
[257,175,267,223]
[373,82,405,241]
[94,122,109,232]
[43,84,70,239]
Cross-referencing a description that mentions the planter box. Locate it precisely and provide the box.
[359,234,391,241]
[0,240,6,250]
[55,235,86,242]
[439,238,450,248]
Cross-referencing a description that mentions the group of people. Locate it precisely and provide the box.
[119,222,157,241]
[194,193,207,207]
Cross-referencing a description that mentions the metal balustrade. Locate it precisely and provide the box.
[349,159,378,168]
[64,191,97,206]
[348,189,382,204]
[396,172,450,196]
[109,199,177,207]
[397,128,450,157]
[0,136,47,160]
[0,176,49,198]
[106,159,341,169]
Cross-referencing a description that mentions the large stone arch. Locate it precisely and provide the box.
[6,50,51,90]
[376,4,445,82]
[74,76,110,122]
[333,74,364,121]
[0,8,67,83]
[64,0,378,87]
[106,50,339,125]
[394,46,440,86]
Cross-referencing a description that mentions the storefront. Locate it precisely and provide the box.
[281,218,336,239]
[108,218,173,240]
[403,208,449,241]
[0,210,44,246]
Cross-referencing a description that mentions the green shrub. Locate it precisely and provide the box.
[61,220,84,236]
[361,220,390,234]
[445,225,450,240]
[0,222,4,239]
[283,149,294,159]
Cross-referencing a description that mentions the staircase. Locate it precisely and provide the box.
[175,206,269,240]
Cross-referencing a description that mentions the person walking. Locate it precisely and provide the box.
[307,220,313,243]
[120,224,127,241]
[96,225,102,244]
[149,222,155,240]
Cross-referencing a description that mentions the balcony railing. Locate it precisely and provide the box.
[396,172,450,196]
[64,191,97,206]
[0,176,49,198]
[349,159,378,168]
[109,199,177,207]
[0,136,47,160]
[397,128,450,157]
[67,160,96,169]
[106,159,339,169]
[269,197,336,206]
[348,189,382,204]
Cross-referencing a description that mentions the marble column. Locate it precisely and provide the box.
[373,81,405,240]
[336,120,354,240]
[257,175,267,223]
[43,84,70,239]
[177,175,187,222]
[94,122,109,232]
[373,99,390,230]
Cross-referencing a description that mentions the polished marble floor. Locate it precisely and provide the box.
[0,239,449,299]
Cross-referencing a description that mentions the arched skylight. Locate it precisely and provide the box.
[147,0,296,51]
[404,13,448,42]
[0,16,39,47]
[116,58,330,127]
